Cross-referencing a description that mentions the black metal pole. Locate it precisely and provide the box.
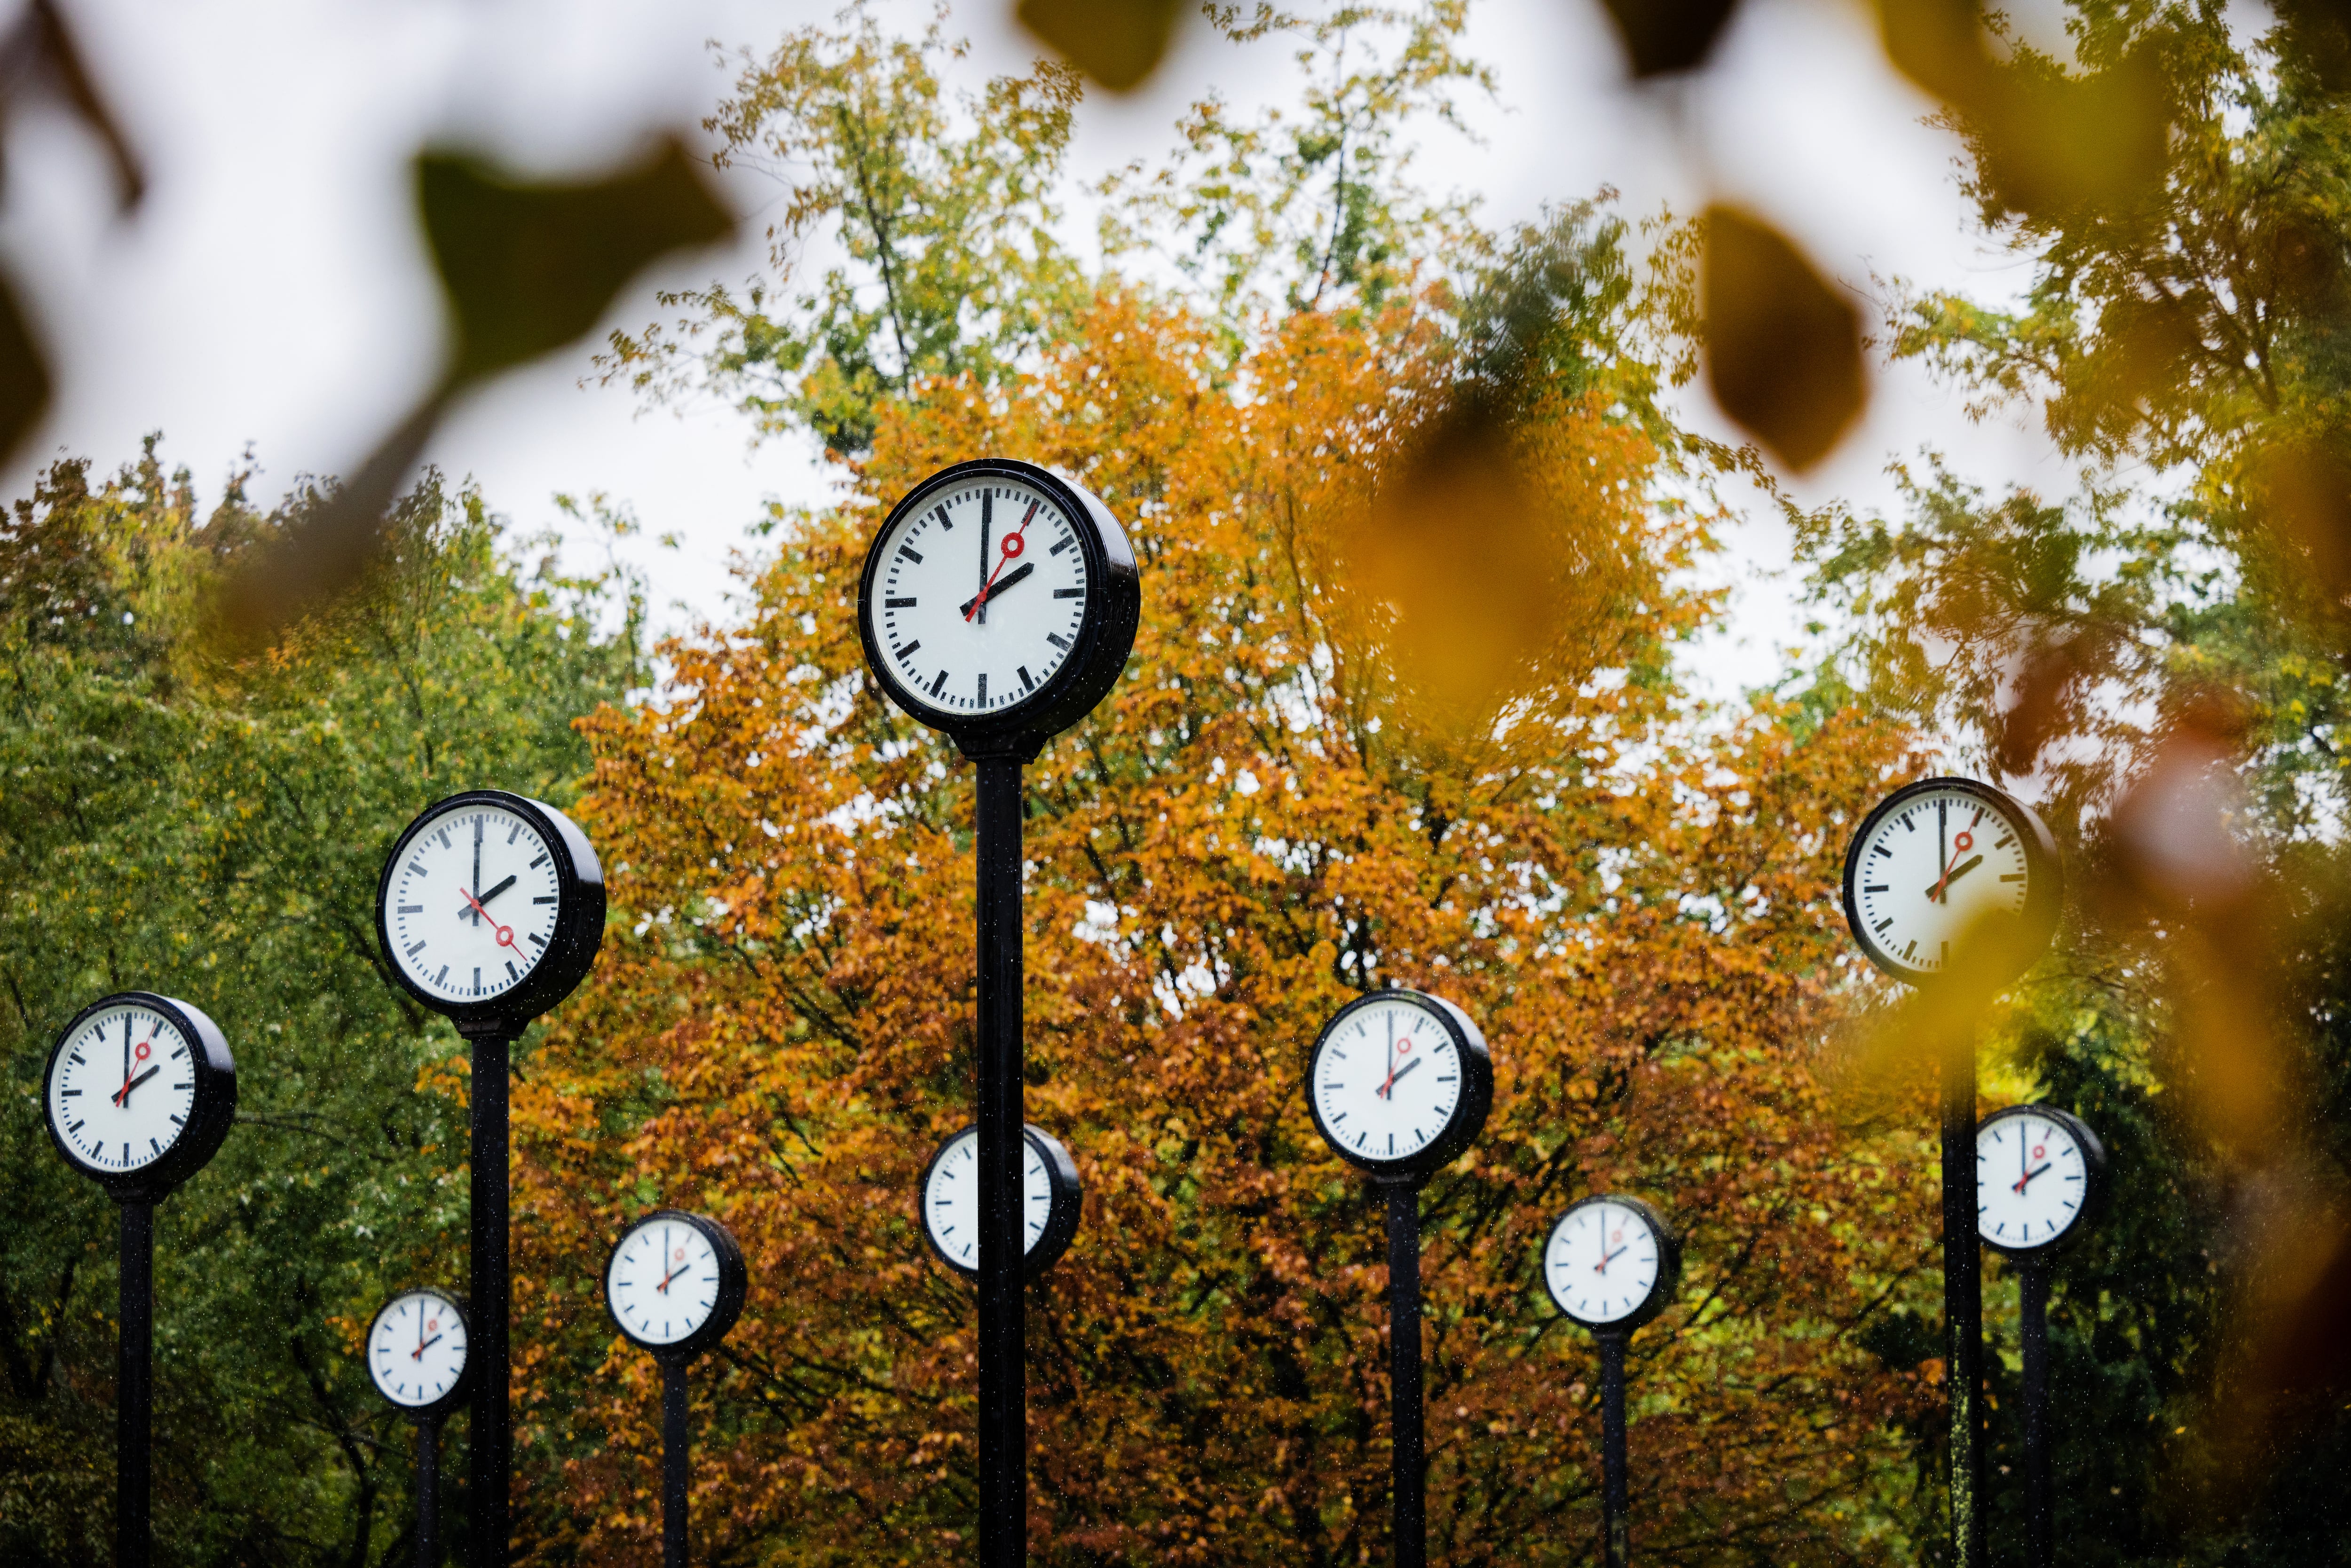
[464,1021,516,1568]
[974,755,1026,1568]
[1941,1029,1984,1568]
[662,1356,689,1568]
[1384,1181,1426,1568]
[1599,1331,1629,1568]
[2020,1262,2052,1568]
[118,1197,154,1568]
[416,1416,441,1568]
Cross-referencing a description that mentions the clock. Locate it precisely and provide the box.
[917,1123,1082,1279]
[1542,1194,1681,1332]
[375,790,606,1025]
[1976,1104,2107,1257]
[855,458,1142,756]
[1304,988,1494,1181]
[42,992,237,1197]
[603,1209,748,1359]
[366,1288,472,1417]
[1841,777,2061,986]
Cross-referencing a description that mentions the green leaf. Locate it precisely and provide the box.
[419,135,734,388]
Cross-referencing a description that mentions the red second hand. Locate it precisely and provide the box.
[459,887,516,948]
[965,500,1041,622]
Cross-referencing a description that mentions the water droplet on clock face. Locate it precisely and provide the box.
[872,480,1092,720]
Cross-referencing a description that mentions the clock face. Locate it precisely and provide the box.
[1309,996,1466,1167]
[383,802,563,1005]
[606,1216,722,1347]
[368,1290,468,1409]
[866,473,1093,722]
[1846,782,2041,980]
[46,1001,197,1175]
[1978,1110,2092,1252]
[922,1129,1056,1272]
[1544,1199,1665,1326]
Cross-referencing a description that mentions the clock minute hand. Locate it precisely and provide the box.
[959,561,1033,618]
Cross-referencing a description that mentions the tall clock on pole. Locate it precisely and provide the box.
[376,790,606,1566]
[1841,777,2060,1568]
[43,992,237,1568]
[1302,985,1494,1568]
[855,457,1140,1568]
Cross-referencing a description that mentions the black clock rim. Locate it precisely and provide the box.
[1839,775,2063,988]
[1542,1192,1684,1334]
[1974,1103,2109,1260]
[601,1207,749,1361]
[41,990,237,1201]
[365,1287,474,1418]
[915,1122,1085,1281]
[855,457,1142,759]
[374,789,607,1030]
[1303,986,1495,1182]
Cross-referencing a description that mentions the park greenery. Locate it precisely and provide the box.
[4,1,2350,1564]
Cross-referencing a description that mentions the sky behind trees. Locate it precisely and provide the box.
[3,0,2074,697]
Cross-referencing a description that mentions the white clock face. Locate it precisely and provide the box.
[1545,1201,1663,1325]
[1978,1113,2090,1250]
[1851,787,2035,977]
[1311,999,1465,1165]
[47,1003,197,1174]
[607,1218,721,1347]
[369,1291,468,1408]
[869,476,1093,720]
[923,1131,1055,1272]
[385,803,562,1004]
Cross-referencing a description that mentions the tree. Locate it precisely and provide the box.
[516,11,1951,1540]
[0,445,640,1566]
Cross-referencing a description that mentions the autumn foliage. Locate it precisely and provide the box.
[506,285,1934,1564]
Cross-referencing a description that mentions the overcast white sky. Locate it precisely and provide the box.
[0,0,2077,696]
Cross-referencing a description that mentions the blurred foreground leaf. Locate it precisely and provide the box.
[0,266,50,466]
[1877,0,2170,219]
[1596,0,1742,78]
[1017,0,1185,92]
[0,0,144,210]
[421,136,734,386]
[209,136,733,653]
[1702,205,1864,472]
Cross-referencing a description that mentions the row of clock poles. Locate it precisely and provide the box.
[36,451,2099,1568]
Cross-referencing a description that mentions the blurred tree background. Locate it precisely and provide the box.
[3,0,2350,1564]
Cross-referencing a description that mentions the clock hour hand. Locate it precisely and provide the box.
[112,1064,160,1107]
[1595,1245,1626,1275]
[410,1332,443,1360]
[1377,1056,1422,1098]
[960,561,1033,618]
[468,874,517,910]
[2013,1161,2051,1193]
[1925,854,1983,901]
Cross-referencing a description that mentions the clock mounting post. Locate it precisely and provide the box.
[855,457,1139,1568]
[1840,778,2062,1568]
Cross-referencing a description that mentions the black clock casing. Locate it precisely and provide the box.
[365,1288,474,1419]
[917,1122,1084,1281]
[1543,1193,1683,1333]
[1840,776,2061,988]
[602,1209,749,1361]
[1975,1103,2109,1260]
[855,457,1142,760]
[42,991,237,1200]
[374,789,606,1027]
[1304,987,1494,1182]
